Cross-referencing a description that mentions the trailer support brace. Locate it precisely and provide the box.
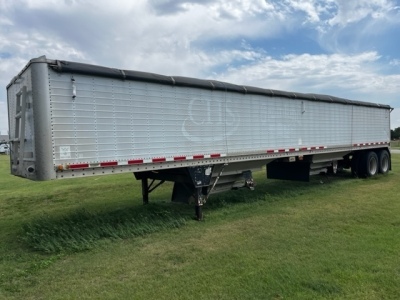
[141,178,165,205]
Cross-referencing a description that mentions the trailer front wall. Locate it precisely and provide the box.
[7,66,38,179]
[47,68,390,167]
[7,66,36,158]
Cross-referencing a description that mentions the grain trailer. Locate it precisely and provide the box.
[7,56,392,219]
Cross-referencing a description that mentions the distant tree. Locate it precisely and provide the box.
[391,127,400,140]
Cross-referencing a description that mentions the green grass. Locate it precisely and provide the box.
[391,140,400,149]
[22,207,189,253]
[1,154,400,299]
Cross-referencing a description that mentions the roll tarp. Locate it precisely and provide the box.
[49,58,391,109]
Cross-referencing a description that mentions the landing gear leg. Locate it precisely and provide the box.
[139,177,165,205]
[194,187,207,221]
[141,178,149,205]
[188,166,213,221]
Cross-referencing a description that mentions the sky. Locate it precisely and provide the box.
[1,0,400,136]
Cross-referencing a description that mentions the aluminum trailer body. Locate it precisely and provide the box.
[7,56,392,219]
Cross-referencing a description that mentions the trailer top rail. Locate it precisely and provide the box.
[8,56,391,110]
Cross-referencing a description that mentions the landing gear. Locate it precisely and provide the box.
[141,178,149,204]
[188,166,213,221]
[135,165,256,221]
[194,187,208,221]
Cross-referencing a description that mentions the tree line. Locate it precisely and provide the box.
[391,127,400,140]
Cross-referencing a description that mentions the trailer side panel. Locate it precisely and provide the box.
[6,58,391,181]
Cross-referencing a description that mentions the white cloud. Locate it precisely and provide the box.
[390,109,400,130]
[0,0,292,72]
[8,0,142,13]
[327,0,394,27]
[217,51,400,107]
[282,0,336,23]
[209,0,275,20]
[390,59,400,66]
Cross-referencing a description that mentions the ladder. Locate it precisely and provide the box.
[10,86,28,175]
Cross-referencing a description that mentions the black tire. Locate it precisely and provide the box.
[377,149,390,174]
[360,151,379,177]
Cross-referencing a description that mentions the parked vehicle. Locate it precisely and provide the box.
[0,143,9,154]
[7,56,392,219]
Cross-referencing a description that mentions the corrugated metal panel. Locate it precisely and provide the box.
[48,68,391,167]
[352,106,390,144]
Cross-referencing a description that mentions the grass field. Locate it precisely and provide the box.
[391,140,400,149]
[0,153,399,299]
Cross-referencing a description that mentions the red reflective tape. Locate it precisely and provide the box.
[100,161,118,167]
[278,149,286,153]
[152,157,166,163]
[68,163,89,169]
[354,142,388,147]
[267,150,274,154]
[193,155,204,159]
[210,153,221,158]
[289,148,296,152]
[128,159,143,165]
[301,147,308,151]
[174,156,186,161]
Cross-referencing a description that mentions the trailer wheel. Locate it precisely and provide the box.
[360,151,378,177]
[377,150,390,174]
